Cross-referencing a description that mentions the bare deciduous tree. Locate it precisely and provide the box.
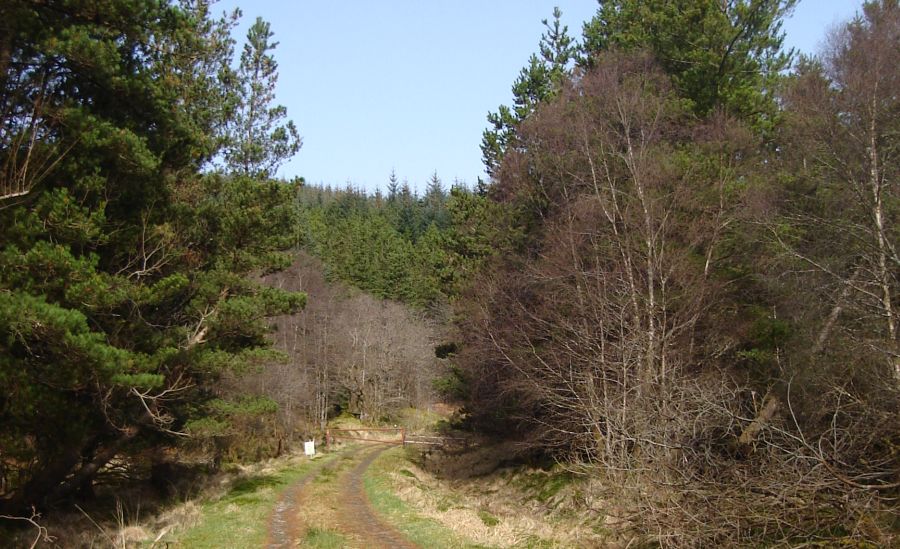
[232,252,440,451]
[779,0,900,381]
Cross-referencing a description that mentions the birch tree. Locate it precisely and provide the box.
[779,0,900,381]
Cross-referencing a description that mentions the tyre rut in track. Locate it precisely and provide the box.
[338,445,417,548]
[266,446,359,548]
[266,444,417,548]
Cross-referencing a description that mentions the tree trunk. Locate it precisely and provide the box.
[47,428,140,505]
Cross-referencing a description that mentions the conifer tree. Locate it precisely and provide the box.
[0,0,304,513]
[423,171,449,229]
[224,17,301,178]
[581,0,797,131]
[387,169,400,202]
[481,7,576,176]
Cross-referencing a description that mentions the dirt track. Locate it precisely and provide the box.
[266,444,416,548]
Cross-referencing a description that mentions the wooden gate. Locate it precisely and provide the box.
[325,427,406,446]
[324,428,469,450]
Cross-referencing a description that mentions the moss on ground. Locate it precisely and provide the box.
[478,509,500,527]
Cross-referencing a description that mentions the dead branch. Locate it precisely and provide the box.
[0,507,55,549]
[1,83,77,207]
[130,372,194,437]
[185,288,229,350]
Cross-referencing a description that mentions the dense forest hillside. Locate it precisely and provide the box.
[1,0,899,547]
[294,180,517,308]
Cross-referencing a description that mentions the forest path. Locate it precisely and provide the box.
[267,443,417,548]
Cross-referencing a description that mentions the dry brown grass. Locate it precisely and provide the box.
[386,446,618,548]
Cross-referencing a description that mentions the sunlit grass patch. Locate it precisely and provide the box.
[507,469,577,506]
[392,406,445,431]
[173,453,335,548]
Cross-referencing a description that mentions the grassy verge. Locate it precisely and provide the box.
[365,445,604,548]
[172,452,336,548]
[364,446,493,549]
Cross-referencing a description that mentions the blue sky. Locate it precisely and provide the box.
[215,0,864,193]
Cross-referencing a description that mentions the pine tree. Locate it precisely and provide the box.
[224,17,301,178]
[0,1,304,513]
[396,181,420,240]
[481,7,576,176]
